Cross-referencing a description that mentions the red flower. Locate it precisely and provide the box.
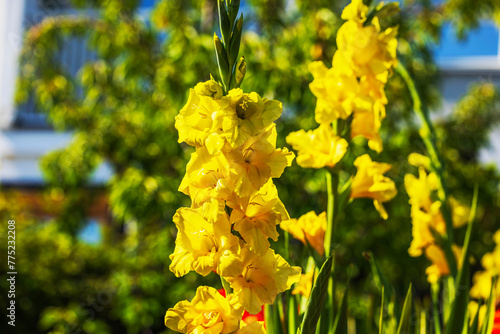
[492,303,500,334]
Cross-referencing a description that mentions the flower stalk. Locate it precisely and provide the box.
[396,62,458,278]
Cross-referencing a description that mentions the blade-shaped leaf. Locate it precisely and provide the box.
[367,252,394,303]
[469,300,480,334]
[379,286,385,334]
[331,284,349,334]
[217,0,231,44]
[396,284,413,334]
[228,14,243,68]
[299,255,334,334]
[480,276,497,334]
[288,292,298,334]
[444,185,478,334]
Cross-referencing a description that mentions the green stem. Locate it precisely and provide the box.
[324,170,338,258]
[396,62,457,278]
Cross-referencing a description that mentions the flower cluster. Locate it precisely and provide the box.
[468,229,500,330]
[404,154,469,283]
[286,0,398,221]
[165,80,301,333]
[287,0,398,158]
[470,230,500,300]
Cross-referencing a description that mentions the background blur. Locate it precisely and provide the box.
[0,0,499,333]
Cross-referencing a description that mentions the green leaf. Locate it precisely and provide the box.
[469,300,480,334]
[217,0,231,44]
[396,284,412,334]
[444,185,478,334]
[480,276,497,334]
[228,14,243,69]
[265,304,282,334]
[213,34,229,90]
[420,308,427,334]
[367,252,394,303]
[379,286,385,334]
[288,292,298,334]
[431,283,442,334]
[227,0,241,24]
[299,255,334,334]
[331,284,349,334]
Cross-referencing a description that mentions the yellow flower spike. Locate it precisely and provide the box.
[308,61,358,123]
[221,89,283,148]
[228,180,290,256]
[404,166,458,257]
[169,207,238,277]
[219,243,302,315]
[292,269,315,299]
[280,211,327,255]
[226,126,295,197]
[286,124,348,169]
[175,80,226,153]
[424,244,461,284]
[165,286,242,334]
[350,154,397,220]
[179,147,234,207]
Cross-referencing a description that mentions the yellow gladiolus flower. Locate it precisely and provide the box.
[286,124,348,169]
[165,286,242,334]
[308,61,358,123]
[228,180,290,256]
[424,244,461,284]
[221,89,282,148]
[350,101,385,153]
[407,201,446,257]
[341,0,368,23]
[226,126,294,197]
[169,207,238,277]
[350,154,397,220]
[236,321,266,334]
[280,211,327,255]
[179,147,234,207]
[450,197,471,228]
[175,80,226,154]
[335,15,398,81]
[292,270,315,299]
[219,244,301,315]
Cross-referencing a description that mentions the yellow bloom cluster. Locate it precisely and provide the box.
[470,230,500,300]
[166,80,301,333]
[404,155,469,283]
[289,0,398,157]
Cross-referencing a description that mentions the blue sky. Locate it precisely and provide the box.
[433,21,499,58]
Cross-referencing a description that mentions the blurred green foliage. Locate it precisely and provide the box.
[0,0,499,333]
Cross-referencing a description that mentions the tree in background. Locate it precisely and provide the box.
[0,0,499,332]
